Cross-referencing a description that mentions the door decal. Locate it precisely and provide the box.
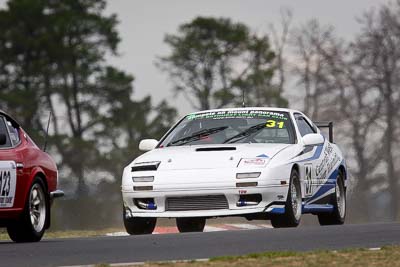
[0,161,17,208]
[305,163,313,196]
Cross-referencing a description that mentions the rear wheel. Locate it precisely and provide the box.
[7,178,49,242]
[271,169,302,228]
[318,171,346,225]
[176,217,206,233]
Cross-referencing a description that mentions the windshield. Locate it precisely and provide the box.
[159,110,295,147]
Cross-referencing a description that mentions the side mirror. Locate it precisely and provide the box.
[302,133,324,146]
[0,133,7,145]
[139,139,159,151]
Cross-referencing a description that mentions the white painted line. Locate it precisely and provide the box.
[257,224,273,228]
[228,223,272,230]
[58,258,210,267]
[204,225,229,232]
[368,247,381,251]
[106,232,129,237]
[59,265,95,267]
[108,258,210,266]
[109,262,145,266]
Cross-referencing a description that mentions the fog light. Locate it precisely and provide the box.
[135,198,157,210]
[132,176,154,182]
[236,172,261,179]
[237,194,262,207]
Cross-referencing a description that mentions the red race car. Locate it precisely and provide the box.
[0,110,63,242]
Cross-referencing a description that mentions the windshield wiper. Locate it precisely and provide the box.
[167,126,228,146]
[223,122,266,144]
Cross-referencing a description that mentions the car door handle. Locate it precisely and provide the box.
[16,163,24,169]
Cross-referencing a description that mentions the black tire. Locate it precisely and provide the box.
[271,169,302,228]
[7,177,49,242]
[123,209,156,235]
[176,217,206,233]
[318,171,346,225]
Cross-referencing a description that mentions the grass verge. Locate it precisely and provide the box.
[0,228,125,240]
[2,229,399,267]
[106,246,400,267]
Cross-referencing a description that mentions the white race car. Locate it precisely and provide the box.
[121,108,347,234]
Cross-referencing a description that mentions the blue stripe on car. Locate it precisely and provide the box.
[304,159,346,205]
[296,144,324,163]
[306,168,338,203]
[269,207,285,214]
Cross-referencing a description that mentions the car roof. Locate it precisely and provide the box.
[0,109,20,127]
[187,107,302,115]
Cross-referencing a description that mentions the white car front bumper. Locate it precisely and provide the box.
[122,184,289,218]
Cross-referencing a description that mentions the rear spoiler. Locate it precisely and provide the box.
[314,121,334,143]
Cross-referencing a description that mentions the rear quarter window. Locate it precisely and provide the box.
[295,115,316,137]
[6,120,20,146]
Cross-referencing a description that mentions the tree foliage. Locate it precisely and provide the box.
[159,17,287,110]
[0,0,177,228]
[353,2,400,220]
[289,2,400,221]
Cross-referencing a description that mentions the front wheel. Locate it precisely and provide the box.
[176,217,206,233]
[123,209,156,235]
[271,169,302,228]
[7,178,49,242]
[318,171,346,225]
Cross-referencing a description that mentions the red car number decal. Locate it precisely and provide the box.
[0,161,17,208]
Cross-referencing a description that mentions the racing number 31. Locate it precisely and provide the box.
[265,120,284,129]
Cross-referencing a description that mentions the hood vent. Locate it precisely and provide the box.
[196,147,236,152]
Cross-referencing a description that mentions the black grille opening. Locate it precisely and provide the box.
[166,195,229,211]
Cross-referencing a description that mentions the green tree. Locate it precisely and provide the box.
[95,67,177,177]
[235,35,287,107]
[159,16,285,110]
[0,0,49,141]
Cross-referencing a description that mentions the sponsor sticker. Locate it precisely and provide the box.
[0,161,17,208]
[239,158,268,168]
[243,158,266,165]
[186,110,288,121]
[315,143,340,183]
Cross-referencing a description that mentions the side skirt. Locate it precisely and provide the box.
[302,204,334,214]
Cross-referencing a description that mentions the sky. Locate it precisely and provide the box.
[104,0,387,116]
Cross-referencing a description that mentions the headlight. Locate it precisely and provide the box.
[132,176,154,182]
[236,172,261,179]
[238,158,269,168]
[131,161,161,171]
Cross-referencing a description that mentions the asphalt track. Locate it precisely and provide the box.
[1,222,400,267]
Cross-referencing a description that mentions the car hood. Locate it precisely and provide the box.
[132,143,291,170]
